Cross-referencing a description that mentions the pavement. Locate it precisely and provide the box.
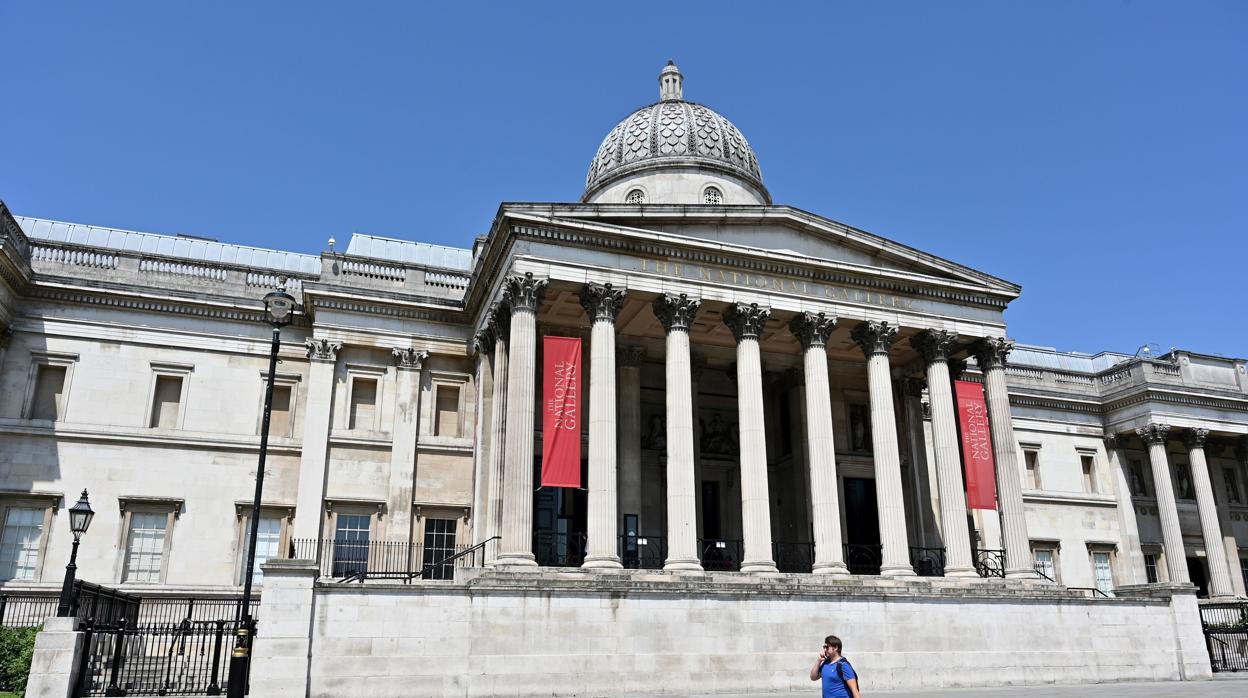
[661,674,1248,698]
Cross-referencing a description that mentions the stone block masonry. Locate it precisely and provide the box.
[252,568,1210,697]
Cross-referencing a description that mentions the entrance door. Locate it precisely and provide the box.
[843,478,881,574]
[1187,556,1209,598]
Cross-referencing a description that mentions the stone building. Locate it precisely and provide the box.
[2,63,1244,693]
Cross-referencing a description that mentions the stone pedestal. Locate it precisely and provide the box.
[249,559,318,698]
[23,616,85,698]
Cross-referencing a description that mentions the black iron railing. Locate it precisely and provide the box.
[533,531,586,568]
[1201,602,1248,672]
[0,591,58,628]
[134,596,259,627]
[1032,565,1056,582]
[698,539,744,571]
[76,617,246,696]
[338,536,500,583]
[909,546,946,577]
[618,534,666,570]
[1067,587,1111,598]
[0,580,143,629]
[842,544,882,575]
[288,538,477,579]
[974,548,1006,578]
[773,541,814,573]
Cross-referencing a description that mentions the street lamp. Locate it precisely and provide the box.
[227,287,296,698]
[56,489,95,616]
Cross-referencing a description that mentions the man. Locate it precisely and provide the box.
[809,635,860,698]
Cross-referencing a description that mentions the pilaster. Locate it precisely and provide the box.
[385,347,428,543]
[292,338,341,542]
[1104,433,1147,585]
[483,304,510,563]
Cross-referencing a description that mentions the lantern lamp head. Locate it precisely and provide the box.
[68,489,94,538]
[262,289,297,328]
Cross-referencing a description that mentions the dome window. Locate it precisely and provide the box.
[625,189,646,205]
[703,187,723,205]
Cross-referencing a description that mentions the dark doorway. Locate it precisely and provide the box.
[532,457,587,566]
[843,477,881,574]
[1187,556,1209,598]
[701,480,722,539]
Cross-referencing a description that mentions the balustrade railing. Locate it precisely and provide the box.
[0,592,58,628]
[974,548,1006,578]
[697,538,744,571]
[288,537,476,580]
[772,541,815,573]
[909,546,947,577]
[533,531,587,568]
[842,543,883,576]
[618,533,666,570]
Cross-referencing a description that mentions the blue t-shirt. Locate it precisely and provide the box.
[820,658,856,698]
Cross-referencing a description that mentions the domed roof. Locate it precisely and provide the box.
[584,62,768,202]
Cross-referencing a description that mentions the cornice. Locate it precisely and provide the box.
[308,294,465,326]
[25,283,275,324]
[0,421,302,455]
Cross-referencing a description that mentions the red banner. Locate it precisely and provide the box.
[541,336,582,488]
[955,380,998,510]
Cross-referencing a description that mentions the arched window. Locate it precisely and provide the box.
[625,189,646,204]
[703,187,722,205]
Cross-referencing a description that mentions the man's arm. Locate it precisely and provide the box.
[847,677,861,697]
[810,657,824,681]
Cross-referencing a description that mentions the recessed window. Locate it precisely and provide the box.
[269,385,293,436]
[30,365,67,421]
[1080,454,1098,493]
[150,375,184,429]
[1032,544,1058,582]
[238,515,284,584]
[435,385,461,437]
[1023,448,1041,489]
[0,506,46,580]
[703,186,722,205]
[625,189,646,204]
[1144,553,1159,583]
[349,377,378,430]
[124,512,170,583]
[422,518,458,580]
[1091,549,1115,595]
[331,513,372,577]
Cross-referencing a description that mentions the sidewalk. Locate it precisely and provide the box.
[667,675,1248,698]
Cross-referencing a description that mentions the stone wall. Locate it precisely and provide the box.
[254,567,1211,697]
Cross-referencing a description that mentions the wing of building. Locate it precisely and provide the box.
[1,62,1245,693]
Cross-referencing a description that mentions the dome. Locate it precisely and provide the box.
[583,62,770,205]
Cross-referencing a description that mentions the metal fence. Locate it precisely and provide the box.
[843,543,882,575]
[619,534,666,570]
[0,592,58,628]
[1201,602,1248,672]
[0,580,142,629]
[909,546,947,577]
[974,548,1006,578]
[288,538,477,579]
[76,618,246,696]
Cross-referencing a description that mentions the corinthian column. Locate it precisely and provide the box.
[789,312,848,575]
[653,293,702,571]
[495,273,546,567]
[1104,433,1147,585]
[1186,428,1233,596]
[1137,423,1189,583]
[910,330,977,577]
[476,303,509,563]
[386,347,428,544]
[972,337,1032,579]
[850,321,914,577]
[580,283,626,569]
[723,303,778,574]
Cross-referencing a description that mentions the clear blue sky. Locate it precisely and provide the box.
[3,2,1244,357]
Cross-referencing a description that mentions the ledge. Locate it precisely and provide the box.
[1022,490,1119,507]
[0,420,302,455]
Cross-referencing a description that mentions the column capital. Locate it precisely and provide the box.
[579,282,627,324]
[472,314,499,355]
[1103,432,1123,451]
[788,311,837,349]
[392,347,429,371]
[652,293,700,333]
[1184,427,1210,451]
[723,302,770,342]
[617,345,646,367]
[304,338,342,362]
[1136,423,1171,446]
[850,320,898,358]
[502,272,547,313]
[910,329,958,365]
[972,336,1014,371]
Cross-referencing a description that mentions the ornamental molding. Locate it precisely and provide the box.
[722,302,770,342]
[652,293,700,333]
[578,282,627,324]
[850,320,898,358]
[618,345,646,367]
[788,311,836,349]
[910,329,957,365]
[26,285,274,324]
[305,338,342,362]
[1137,423,1171,446]
[1184,427,1210,450]
[973,337,1014,371]
[392,347,429,371]
[502,272,547,313]
[309,296,463,326]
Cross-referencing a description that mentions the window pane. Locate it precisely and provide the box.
[1093,552,1114,595]
[0,507,45,580]
[435,385,460,437]
[268,386,292,436]
[1144,554,1159,584]
[150,376,183,429]
[349,379,377,430]
[31,365,67,421]
[125,512,168,582]
[241,516,283,584]
[1034,549,1055,580]
[423,519,458,580]
[332,514,371,577]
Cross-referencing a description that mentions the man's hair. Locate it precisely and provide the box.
[824,635,842,652]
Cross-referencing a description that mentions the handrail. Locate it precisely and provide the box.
[1068,586,1111,598]
[339,536,501,583]
[1031,566,1056,583]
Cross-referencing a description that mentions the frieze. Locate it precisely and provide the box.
[26,286,275,324]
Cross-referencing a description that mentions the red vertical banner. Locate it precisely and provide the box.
[955,379,998,510]
[541,336,582,488]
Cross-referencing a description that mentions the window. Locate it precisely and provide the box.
[1032,543,1058,582]
[1092,550,1115,595]
[435,384,461,437]
[349,377,378,430]
[149,376,183,428]
[422,518,458,580]
[237,515,283,584]
[1144,553,1159,584]
[258,373,301,438]
[124,512,169,582]
[1080,454,1098,493]
[625,189,646,204]
[1023,448,1042,489]
[30,365,67,421]
[1224,467,1242,504]
[703,186,722,205]
[331,513,372,577]
[0,506,46,580]
[1128,459,1148,496]
[269,385,292,436]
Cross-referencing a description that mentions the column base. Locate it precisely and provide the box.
[494,553,539,568]
[812,562,851,576]
[740,561,779,574]
[582,556,623,570]
[663,558,703,572]
[879,564,916,578]
[943,566,981,578]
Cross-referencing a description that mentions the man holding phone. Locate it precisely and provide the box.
[809,634,861,698]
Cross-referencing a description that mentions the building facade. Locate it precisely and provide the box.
[2,62,1246,610]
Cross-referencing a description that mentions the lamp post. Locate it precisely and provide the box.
[227,288,296,698]
[56,489,95,616]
